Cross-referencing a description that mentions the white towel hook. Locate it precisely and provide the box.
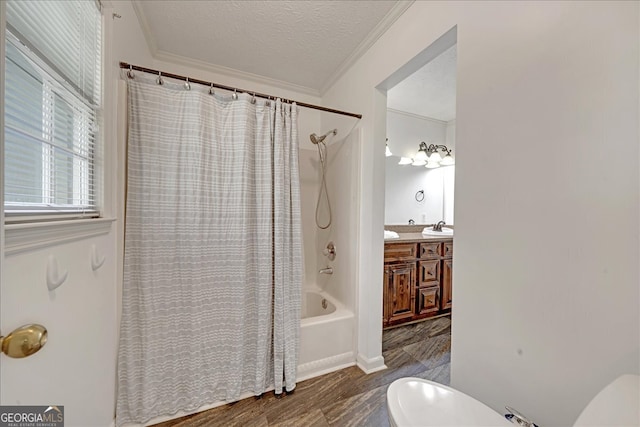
[46,255,68,291]
[91,244,106,271]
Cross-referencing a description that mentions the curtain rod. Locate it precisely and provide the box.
[119,62,363,120]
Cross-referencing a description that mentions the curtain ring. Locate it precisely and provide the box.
[156,71,163,85]
[184,77,191,91]
[127,64,134,79]
[209,83,215,95]
[232,89,238,100]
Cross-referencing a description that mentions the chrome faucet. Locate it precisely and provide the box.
[433,220,446,232]
[319,266,333,275]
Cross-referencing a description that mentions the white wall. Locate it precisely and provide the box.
[386,109,448,158]
[445,119,456,147]
[321,1,639,425]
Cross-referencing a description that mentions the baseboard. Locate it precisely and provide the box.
[297,351,356,382]
[118,388,274,427]
[356,354,387,374]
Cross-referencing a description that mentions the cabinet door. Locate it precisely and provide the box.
[386,263,415,324]
[418,259,440,286]
[416,286,440,315]
[442,258,453,310]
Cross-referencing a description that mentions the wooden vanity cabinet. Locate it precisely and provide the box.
[383,238,452,328]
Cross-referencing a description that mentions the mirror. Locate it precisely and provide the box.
[385,45,456,226]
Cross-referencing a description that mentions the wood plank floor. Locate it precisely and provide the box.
[154,316,451,427]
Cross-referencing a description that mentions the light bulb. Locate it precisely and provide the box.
[414,150,428,162]
[429,152,442,163]
[440,154,455,166]
[385,144,392,157]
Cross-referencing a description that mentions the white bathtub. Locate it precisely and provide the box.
[298,289,355,381]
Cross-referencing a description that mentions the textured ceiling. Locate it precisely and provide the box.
[387,45,457,122]
[134,0,400,93]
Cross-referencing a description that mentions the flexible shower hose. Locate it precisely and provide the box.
[315,140,332,229]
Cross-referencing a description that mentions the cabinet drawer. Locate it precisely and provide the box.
[418,260,440,285]
[442,241,453,258]
[384,243,417,262]
[416,286,440,315]
[419,242,441,260]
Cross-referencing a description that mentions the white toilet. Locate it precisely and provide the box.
[387,374,640,427]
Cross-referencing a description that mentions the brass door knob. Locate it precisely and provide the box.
[0,324,48,358]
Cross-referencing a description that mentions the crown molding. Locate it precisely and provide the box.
[153,50,321,98]
[387,108,449,125]
[131,0,158,55]
[320,1,415,94]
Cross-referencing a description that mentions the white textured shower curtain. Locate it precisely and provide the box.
[116,78,302,426]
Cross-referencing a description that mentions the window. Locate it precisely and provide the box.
[4,0,102,221]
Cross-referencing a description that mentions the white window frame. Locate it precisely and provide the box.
[2,2,116,254]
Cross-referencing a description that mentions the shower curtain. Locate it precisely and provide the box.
[116,78,302,426]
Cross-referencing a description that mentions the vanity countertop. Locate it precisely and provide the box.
[384,232,453,243]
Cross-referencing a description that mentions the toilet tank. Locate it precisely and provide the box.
[573,374,639,426]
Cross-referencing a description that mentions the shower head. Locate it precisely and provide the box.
[310,129,337,145]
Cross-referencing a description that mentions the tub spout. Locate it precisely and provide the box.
[319,266,333,274]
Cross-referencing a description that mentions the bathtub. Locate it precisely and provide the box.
[298,289,355,381]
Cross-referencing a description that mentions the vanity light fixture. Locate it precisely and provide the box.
[385,138,393,157]
[398,142,455,167]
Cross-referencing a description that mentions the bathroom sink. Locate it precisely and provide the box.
[422,227,454,236]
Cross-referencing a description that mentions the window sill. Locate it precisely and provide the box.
[5,217,116,256]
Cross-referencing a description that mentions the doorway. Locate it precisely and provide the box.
[377,28,457,382]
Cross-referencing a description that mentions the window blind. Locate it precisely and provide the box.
[4,0,102,219]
